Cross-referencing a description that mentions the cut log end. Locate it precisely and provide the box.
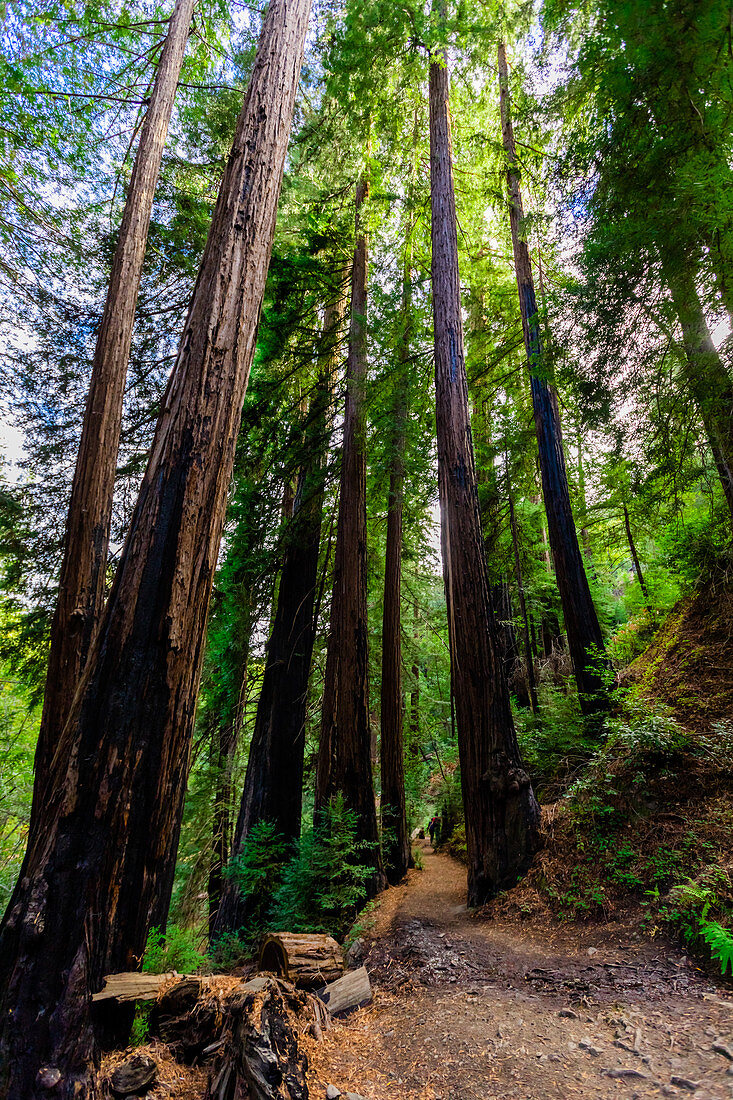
[258,932,344,988]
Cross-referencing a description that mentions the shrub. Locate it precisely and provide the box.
[223,821,289,947]
[445,823,467,864]
[142,924,203,974]
[271,796,376,938]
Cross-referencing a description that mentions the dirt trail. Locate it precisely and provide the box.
[306,843,733,1100]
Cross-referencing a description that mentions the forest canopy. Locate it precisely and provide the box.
[1,1,732,1097]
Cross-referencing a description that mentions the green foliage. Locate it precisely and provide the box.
[223,798,377,943]
[208,932,251,972]
[130,1004,152,1048]
[271,798,376,938]
[658,872,733,977]
[700,920,733,977]
[0,669,39,910]
[514,685,592,798]
[445,823,467,864]
[142,925,203,976]
[223,822,290,947]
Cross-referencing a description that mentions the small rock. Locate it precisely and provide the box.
[713,1041,733,1061]
[587,947,598,957]
[344,1094,367,1100]
[346,938,365,967]
[670,1077,699,1091]
[579,1039,602,1056]
[559,1008,579,1019]
[36,1068,61,1091]
[605,1069,647,1080]
[568,1041,578,1051]
[110,1054,157,1097]
[325,1087,341,1099]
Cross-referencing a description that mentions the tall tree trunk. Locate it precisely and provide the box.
[508,496,539,714]
[380,235,414,886]
[409,603,420,749]
[207,605,251,934]
[429,30,540,906]
[663,257,733,522]
[0,3,312,1095]
[213,293,346,937]
[491,580,525,704]
[32,0,195,815]
[623,505,649,604]
[498,42,607,715]
[315,178,385,894]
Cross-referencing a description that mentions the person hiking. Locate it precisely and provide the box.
[428,816,440,847]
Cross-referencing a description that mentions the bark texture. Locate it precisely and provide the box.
[429,44,540,906]
[0,3,312,1096]
[213,296,345,937]
[498,42,607,714]
[33,0,195,809]
[380,240,414,886]
[315,179,385,893]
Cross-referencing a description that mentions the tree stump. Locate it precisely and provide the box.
[205,980,310,1100]
[258,933,343,988]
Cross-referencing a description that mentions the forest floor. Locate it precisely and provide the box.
[305,841,733,1100]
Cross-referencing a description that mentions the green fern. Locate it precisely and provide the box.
[700,919,733,977]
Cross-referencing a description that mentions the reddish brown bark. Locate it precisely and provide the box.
[0,2,312,1095]
[315,179,385,894]
[429,41,540,906]
[380,240,414,886]
[34,0,195,809]
[498,42,607,714]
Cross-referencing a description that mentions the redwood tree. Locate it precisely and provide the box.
[0,1,312,1094]
[213,290,346,936]
[380,235,414,885]
[33,0,195,806]
[315,177,385,894]
[498,41,607,714]
[429,31,540,906]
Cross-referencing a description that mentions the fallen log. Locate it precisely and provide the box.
[259,932,343,988]
[92,972,176,1003]
[316,966,371,1017]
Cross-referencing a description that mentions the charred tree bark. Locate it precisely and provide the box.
[213,295,346,937]
[498,42,607,715]
[429,34,540,906]
[663,257,733,524]
[508,497,539,714]
[315,178,385,894]
[32,0,195,818]
[380,238,414,886]
[0,3,312,1096]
